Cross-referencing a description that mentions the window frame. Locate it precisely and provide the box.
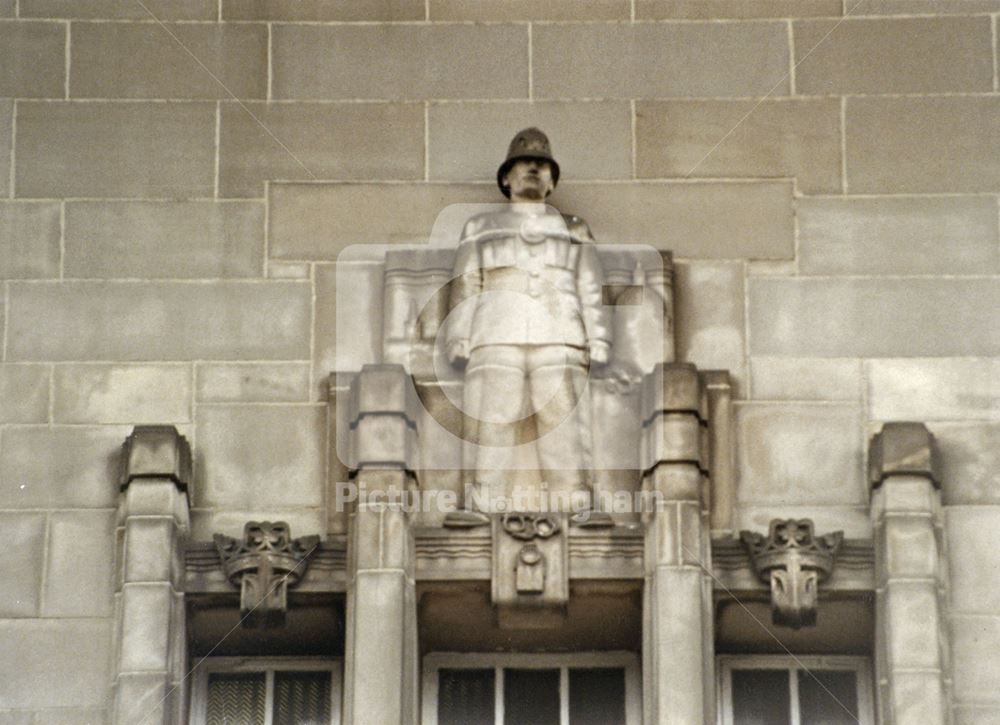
[716,654,874,725]
[189,656,343,725]
[421,651,641,725]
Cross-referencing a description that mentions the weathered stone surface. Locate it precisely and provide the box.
[736,403,865,505]
[798,196,1000,275]
[189,507,325,541]
[0,513,45,618]
[267,262,310,280]
[951,615,1000,701]
[883,517,938,580]
[795,17,993,94]
[0,427,126,508]
[269,181,794,260]
[0,365,50,424]
[750,358,861,401]
[123,517,175,584]
[28,711,107,725]
[533,22,789,99]
[120,426,192,491]
[869,422,939,490]
[636,99,841,194]
[0,21,65,98]
[888,671,946,724]
[955,706,1000,725]
[272,24,527,100]
[196,363,311,403]
[223,0,424,20]
[946,507,1000,614]
[0,620,111,707]
[42,510,114,618]
[851,0,1000,13]
[0,0,12,15]
[53,364,192,424]
[219,102,423,198]
[736,504,871,539]
[119,583,172,672]
[428,101,631,181]
[0,712,31,725]
[932,422,1000,505]
[748,278,1000,357]
[70,23,266,99]
[7,281,311,361]
[674,261,746,395]
[637,0,840,17]
[16,102,215,198]
[868,359,1000,421]
[0,100,10,197]
[194,405,326,508]
[21,0,215,18]
[846,96,1000,193]
[430,0,627,19]
[0,202,61,279]
[65,201,264,279]
[315,263,384,385]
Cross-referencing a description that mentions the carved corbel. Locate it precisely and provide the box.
[740,519,843,629]
[492,513,568,629]
[214,521,320,628]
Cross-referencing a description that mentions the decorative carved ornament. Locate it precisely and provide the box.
[213,521,320,629]
[492,513,569,629]
[740,519,843,629]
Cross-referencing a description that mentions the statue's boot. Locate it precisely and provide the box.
[570,510,615,528]
[443,510,491,528]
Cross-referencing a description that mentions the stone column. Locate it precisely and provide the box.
[113,426,191,725]
[342,365,419,725]
[641,363,713,725]
[869,422,948,725]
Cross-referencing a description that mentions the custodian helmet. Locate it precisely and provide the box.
[496,127,561,198]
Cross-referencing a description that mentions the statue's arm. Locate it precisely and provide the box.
[445,228,481,365]
[573,220,611,365]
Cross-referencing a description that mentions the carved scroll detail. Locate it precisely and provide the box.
[213,521,320,629]
[740,519,843,629]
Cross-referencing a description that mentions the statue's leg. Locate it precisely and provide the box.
[527,345,592,514]
[465,344,528,512]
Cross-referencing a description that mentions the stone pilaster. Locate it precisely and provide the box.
[869,422,948,725]
[640,363,713,725]
[113,426,191,725]
[342,365,419,725]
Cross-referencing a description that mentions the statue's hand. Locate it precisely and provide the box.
[588,340,611,366]
[447,339,470,367]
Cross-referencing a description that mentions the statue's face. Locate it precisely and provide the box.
[504,158,554,201]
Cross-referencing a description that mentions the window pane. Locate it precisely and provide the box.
[272,671,332,725]
[798,670,859,725]
[731,669,791,725]
[439,668,495,725]
[206,672,266,725]
[504,668,560,725]
[569,668,626,725]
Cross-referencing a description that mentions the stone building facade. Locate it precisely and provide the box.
[1,0,999,723]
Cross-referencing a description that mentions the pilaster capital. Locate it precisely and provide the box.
[869,422,940,490]
[641,363,707,423]
[119,425,192,492]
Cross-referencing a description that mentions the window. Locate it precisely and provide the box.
[190,658,342,725]
[718,655,874,725]
[422,652,641,725]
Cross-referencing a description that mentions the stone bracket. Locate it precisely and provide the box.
[869,421,941,490]
[492,513,568,629]
[213,521,320,628]
[118,425,192,492]
[740,519,843,629]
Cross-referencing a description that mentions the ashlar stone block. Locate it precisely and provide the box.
[15,101,215,198]
[53,364,192,425]
[7,281,311,361]
[70,22,266,99]
[0,21,65,98]
[750,357,861,402]
[194,404,326,508]
[532,22,789,99]
[64,201,265,279]
[0,513,46,618]
[431,0,627,19]
[868,358,1000,422]
[0,100,11,197]
[950,615,1000,702]
[795,17,993,94]
[20,0,215,18]
[0,365,50,424]
[42,510,114,618]
[852,0,1000,11]
[931,422,1000,505]
[0,620,112,708]
[0,201,61,279]
[636,0,841,18]
[119,582,173,672]
[885,581,942,670]
[196,362,311,403]
[945,507,1000,614]
[223,0,424,20]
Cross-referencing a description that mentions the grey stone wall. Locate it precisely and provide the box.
[0,1,998,722]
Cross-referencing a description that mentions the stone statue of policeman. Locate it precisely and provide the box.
[445,128,612,526]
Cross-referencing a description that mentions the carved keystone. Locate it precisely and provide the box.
[214,521,320,629]
[118,425,192,492]
[492,513,568,629]
[740,519,843,629]
[869,422,941,490]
